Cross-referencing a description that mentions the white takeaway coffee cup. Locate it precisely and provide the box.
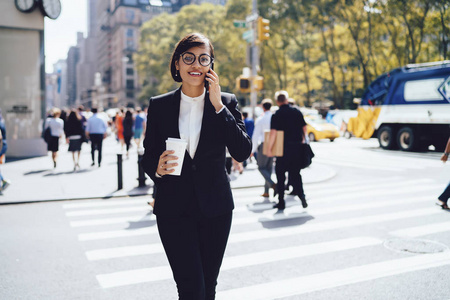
[165,138,188,176]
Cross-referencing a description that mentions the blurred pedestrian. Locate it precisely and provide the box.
[115,108,125,149]
[285,97,298,193]
[243,112,254,138]
[123,109,134,158]
[65,110,84,171]
[0,109,10,194]
[78,105,88,142]
[134,107,146,150]
[86,107,108,167]
[44,108,64,168]
[252,99,276,197]
[242,111,254,168]
[267,91,308,210]
[437,137,450,210]
[141,32,251,299]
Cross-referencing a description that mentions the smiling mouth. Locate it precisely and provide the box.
[188,72,202,76]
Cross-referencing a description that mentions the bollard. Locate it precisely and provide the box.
[137,148,147,187]
[117,153,123,190]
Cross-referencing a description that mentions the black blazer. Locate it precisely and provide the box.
[141,88,252,217]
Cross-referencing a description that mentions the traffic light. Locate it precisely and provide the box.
[236,75,251,93]
[257,17,270,42]
[254,76,264,91]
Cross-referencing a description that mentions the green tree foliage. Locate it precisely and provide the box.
[136,0,449,108]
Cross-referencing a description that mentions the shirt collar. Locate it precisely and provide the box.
[181,88,206,104]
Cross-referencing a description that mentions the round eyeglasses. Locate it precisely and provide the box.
[180,52,214,67]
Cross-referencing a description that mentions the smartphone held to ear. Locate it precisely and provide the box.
[204,63,214,89]
[204,70,210,89]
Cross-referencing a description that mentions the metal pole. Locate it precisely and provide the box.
[137,148,146,187]
[117,153,123,190]
[250,0,259,119]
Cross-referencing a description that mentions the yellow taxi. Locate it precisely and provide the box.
[305,115,340,142]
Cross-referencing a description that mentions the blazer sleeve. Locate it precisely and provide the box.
[141,98,164,183]
[217,94,252,162]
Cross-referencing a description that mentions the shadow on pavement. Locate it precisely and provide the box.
[43,168,95,176]
[126,211,155,230]
[23,169,49,175]
[260,214,314,229]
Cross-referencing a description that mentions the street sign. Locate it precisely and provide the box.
[246,13,258,23]
[242,30,254,43]
[233,20,246,28]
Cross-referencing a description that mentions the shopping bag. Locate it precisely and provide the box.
[263,130,284,157]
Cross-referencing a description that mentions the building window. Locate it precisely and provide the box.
[126,68,134,75]
[123,0,138,5]
[126,10,135,23]
[126,79,134,89]
[126,91,134,98]
[127,29,134,37]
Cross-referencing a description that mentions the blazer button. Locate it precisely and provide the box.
[192,164,197,171]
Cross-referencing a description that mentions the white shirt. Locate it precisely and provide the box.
[179,89,205,158]
[45,117,64,137]
[251,110,272,153]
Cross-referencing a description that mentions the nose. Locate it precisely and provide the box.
[192,57,202,67]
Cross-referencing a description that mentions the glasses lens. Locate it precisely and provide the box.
[199,54,212,66]
[182,53,195,65]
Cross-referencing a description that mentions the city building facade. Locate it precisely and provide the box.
[67,39,81,107]
[0,1,46,157]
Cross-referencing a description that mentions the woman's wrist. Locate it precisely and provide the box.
[214,103,224,113]
[444,152,449,156]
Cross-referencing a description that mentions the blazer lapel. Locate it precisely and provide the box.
[168,87,182,139]
[193,91,214,161]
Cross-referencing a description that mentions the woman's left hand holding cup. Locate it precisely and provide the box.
[157,150,178,176]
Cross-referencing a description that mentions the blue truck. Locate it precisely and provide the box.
[348,61,450,151]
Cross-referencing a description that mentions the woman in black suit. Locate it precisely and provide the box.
[142,33,251,299]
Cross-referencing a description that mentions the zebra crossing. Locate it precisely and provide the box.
[62,176,450,299]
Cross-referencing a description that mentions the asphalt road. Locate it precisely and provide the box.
[1,138,450,300]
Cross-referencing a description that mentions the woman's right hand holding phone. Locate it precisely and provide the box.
[157,150,178,176]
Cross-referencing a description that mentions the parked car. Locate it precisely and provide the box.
[305,115,340,142]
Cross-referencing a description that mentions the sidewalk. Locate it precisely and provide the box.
[0,136,335,205]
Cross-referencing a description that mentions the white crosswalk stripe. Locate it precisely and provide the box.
[216,251,450,300]
[95,237,382,288]
[61,174,450,298]
[389,221,450,238]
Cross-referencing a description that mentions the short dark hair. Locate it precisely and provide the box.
[170,33,214,82]
[243,112,248,118]
[91,107,98,114]
[262,99,272,111]
[275,90,289,103]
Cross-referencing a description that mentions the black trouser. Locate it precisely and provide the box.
[157,210,232,300]
[89,134,103,164]
[124,135,132,152]
[275,144,304,208]
[438,182,450,203]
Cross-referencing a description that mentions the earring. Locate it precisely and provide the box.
[176,70,180,78]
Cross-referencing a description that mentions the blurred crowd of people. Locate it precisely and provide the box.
[0,109,10,195]
[43,105,147,171]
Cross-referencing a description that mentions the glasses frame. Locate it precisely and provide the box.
[180,52,214,67]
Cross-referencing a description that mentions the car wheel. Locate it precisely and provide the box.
[308,132,316,142]
[397,127,417,151]
[377,126,396,149]
[330,138,335,142]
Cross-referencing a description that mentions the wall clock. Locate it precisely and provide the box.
[15,0,36,13]
[39,0,62,20]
